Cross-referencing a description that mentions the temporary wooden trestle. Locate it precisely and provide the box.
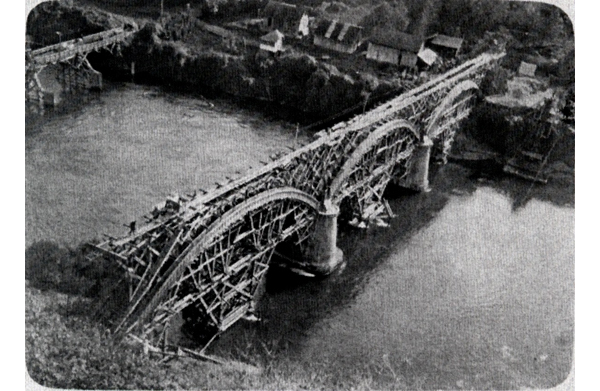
[26,27,134,113]
[86,51,505,350]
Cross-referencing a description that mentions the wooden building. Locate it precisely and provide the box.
[259,30,284,53]
[312,19,363,54]
[427,34,463,58]
[417,47,438,68]
[366,31,424,68]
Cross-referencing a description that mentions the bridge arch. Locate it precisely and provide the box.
[123,187,321,340]
[425,79,479,140]
[328,119,419,222]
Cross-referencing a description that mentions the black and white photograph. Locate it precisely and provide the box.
[22,0,579,389]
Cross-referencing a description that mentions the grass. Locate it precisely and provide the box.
[26,286,416,390]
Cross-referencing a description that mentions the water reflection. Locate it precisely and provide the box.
[212,162,574,389]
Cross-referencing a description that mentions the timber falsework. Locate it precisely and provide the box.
[84,51,505,349]
[26,27,135,114]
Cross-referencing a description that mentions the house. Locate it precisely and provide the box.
[262,1,309,38]
[259,29,284,53]
[427,34,463,57]
[366,31,424,68]
[518,61,537,77]
[312,19,363,54]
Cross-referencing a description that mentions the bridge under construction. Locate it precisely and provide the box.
[74,51,506,353]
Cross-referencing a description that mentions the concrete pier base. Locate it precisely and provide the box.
[302,199,344,276]
[404,136,433,192]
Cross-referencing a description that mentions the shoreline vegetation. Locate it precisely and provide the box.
[26,0,574,389]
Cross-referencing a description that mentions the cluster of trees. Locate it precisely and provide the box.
[357,0,572,43]
[433,0,572,41]
[120,0,572,50]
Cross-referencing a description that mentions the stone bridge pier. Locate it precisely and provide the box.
[26,59,103,113]
[402,136,434,192]
[302,199,344,275]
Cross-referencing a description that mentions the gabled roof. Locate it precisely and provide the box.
[370,30,423,53]
[314,19,363,45]
[418,48,438,66]
[430,34,463,50]
[260,29,284,43]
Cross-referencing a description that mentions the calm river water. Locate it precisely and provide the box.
[25,83,574,389]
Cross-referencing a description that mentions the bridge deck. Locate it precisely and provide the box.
[28,27,133,65]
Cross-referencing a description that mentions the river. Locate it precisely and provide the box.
[25,84,574,389]
[25,83,309,246]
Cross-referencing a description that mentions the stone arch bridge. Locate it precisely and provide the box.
[84,52,504,350]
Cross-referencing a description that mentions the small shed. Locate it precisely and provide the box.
[313,19,363,54]
[428,34,463,57]
[366,31,424,68]
[518,61,537,77]
[262,1,308,38]
[260,30,285,52]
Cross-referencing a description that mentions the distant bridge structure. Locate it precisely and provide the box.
[26,26,134,113]
[83,51,504,350]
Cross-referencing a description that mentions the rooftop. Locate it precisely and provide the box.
[261,29,284,43]
[313,19,363,45]
[430,34,463,50]
[369,30,423,53]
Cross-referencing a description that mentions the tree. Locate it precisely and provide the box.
[361,1,410,34]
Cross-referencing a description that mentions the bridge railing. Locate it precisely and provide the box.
[28,27,133,65]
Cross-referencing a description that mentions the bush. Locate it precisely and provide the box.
[25,241,120,298]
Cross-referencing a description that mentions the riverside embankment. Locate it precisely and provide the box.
[28,2,410,121]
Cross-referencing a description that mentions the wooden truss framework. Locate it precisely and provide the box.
[329,119,420,222]
[85,52,505,348]
[26,27,133,113]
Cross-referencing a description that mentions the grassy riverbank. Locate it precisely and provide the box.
[26,250,413,390]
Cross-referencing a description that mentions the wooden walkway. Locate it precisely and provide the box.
[28,27,134,66]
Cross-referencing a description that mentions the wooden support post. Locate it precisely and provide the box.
[301,199,344,276]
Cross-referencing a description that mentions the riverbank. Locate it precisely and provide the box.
[28,2,429,122]
[25,282,409,389]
